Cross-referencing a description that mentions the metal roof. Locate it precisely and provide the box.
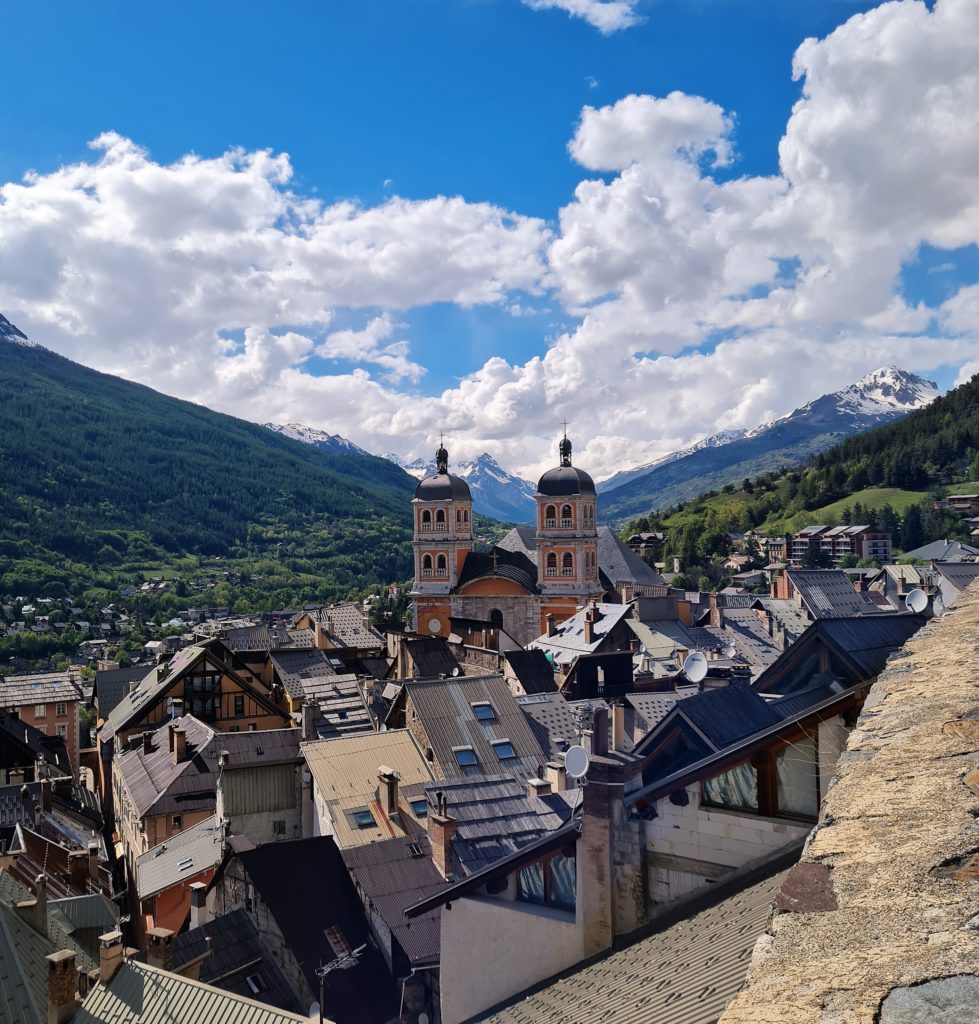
[786,570,882,619]
[502,649,558,696]
[341,836,444,967]
[135,814,224,898]
[479,868,788,1024]
[406,674,548,782]
[300,675,373,739]
[0,671,83,707]
[455,548,540,595]
[171,908,300,1014]
[74,960,315,1024]
[268,648,339,698]
[624,689,698,735]
[302,730,432,801]
[902,538,979,561]
[515,692,587,759]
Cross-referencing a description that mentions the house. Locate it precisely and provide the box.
[0,712,72,781]
[92,665,147,723]
[902,537,979,562]
[387,673,549,783]
[528,601,636,688]
[134,815,224,938]
[772,568,883,619]
[290,603,385,661]
[210,836,398,1024]
[302,730,433,847]
[0,672,84,771]
[501,648,558,697]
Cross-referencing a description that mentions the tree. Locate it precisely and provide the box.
[901,504,925,552]
[742,478,754,493]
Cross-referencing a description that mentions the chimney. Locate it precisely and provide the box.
[590,707,609,758]
[301,700,317,742]
[68,851,88,893]
[34,873,48,935]
[41,776,51,811]
[709,591,723,628]
[169,723,186,766]
[377,766,400,820]
[898,573,907,595]
[87,842,100,883]
[770,579,778,598]
[8,766,25,786]
[853,577,863,593]
[428,792,457,879]
[546,614,556,638]
[142,731,153,756]
[527,777,552,800]
[546,759,568,793]
[99,931,124,984]
[583,608,595,645]
[146,928,174,972]
[611,703,626,753]
[189,882,209,930]
[34,802,43,831]
[46,949,77,1024]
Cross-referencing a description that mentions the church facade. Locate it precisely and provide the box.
[410,436,662,646]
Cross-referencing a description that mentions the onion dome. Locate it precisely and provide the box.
[414,442,472,501]
[537,433,595,496]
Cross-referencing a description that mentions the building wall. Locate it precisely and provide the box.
[216,762,303,845]
[17,699,78,772]
[440,890,584,1024]
[449,595,542,648]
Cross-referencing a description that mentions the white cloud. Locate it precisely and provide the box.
[521,0,642,34]
[1,0,978,484]
[317,314,424,384]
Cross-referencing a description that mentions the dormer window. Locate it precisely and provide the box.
[471,702,496,722]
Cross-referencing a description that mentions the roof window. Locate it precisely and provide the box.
[410,798,429,817]
[492,740,517,762]
[471,702,496,722]
[453,746,479,775]
[350,808,376,829]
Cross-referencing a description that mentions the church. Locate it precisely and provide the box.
[410,434,665,646]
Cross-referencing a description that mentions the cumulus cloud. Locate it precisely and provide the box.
[520,0,642,34]
[1,0,978,482]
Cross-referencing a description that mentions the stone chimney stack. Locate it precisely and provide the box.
[583,607,595,646]
[46,949,77,1024]
[146,927,174,972]
[301,701,317,742]
[189,882,209,930]
[35,873,48,935]
[68,851,88,894]
[611,703,626,753]
[545,759,568,793]
[99,931,124,985]
[546,614,556,638]
[709,591,723,629]
[428,792,457,879]
[590,707,609,758]
[527,777,552,800]
[169,722,186,766]
[377,766,400,820]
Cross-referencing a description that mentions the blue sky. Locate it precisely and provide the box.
[0,0,976,475]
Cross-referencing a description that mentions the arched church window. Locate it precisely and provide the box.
[436,554,448,577]
[463,508,469,523]
[435,508,446,531]
[422,554,433,578]
[545,552,558,578]
[544,505,557,529]
[489,608,504,628]
[561,552,574,577]
[561,505,573,528]
[421,509,432,531]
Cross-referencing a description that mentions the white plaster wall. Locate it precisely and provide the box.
[440,896,584,1024]
[645,785,810,906]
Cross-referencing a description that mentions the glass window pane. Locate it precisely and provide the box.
[492,741,516,761]
[776,736,818,817]
[517,862,545,904]
[704,761,758,811]
[453,747,478,767]
[548,854,576,911]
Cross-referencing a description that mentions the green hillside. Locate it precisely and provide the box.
[624,373,979,587]
[0,335,418,607]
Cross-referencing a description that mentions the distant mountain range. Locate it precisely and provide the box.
[598,366,940,522]
[385,451,537,524]
[264,421,371,457]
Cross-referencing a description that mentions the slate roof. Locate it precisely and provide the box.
[502,649,558,695]
[223,623,295,653]
[752,598,812,641]
[714,608,782,673]
[813,615,925,678]
[455,547,540,594]
[232,836,397,1024]
[624,688,699,736]
[93,665,148,719]
[786,570,882,619]
[529,603,634,667]
[902,538,979,561]
[676,683,783,749]
[341,836,444,967]
[73,960,313,1024]
[135,814,224,899]
[514,693,611,759]
[406,674,548,782]
[402,637,465,679]
[933,562,979,594]
[597,526,666,588]
[479,868,788,1024]
[300,675,373,739]
[0,671,82,707]
[172,908,300,1014]
[301,604,384,648]
[497,526,538,564]
[268,648,339,699]
[0,714,71,775]
[425,775,574,875]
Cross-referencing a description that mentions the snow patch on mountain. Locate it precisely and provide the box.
[0,314,39,348]
[264,422,370,456]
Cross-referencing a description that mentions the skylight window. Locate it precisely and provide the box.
[492,740,517,762]
[350,808,375,829]
[410,798,429,817]
[453,747,479,775]
[471,702,496,722]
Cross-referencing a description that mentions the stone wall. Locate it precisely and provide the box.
[451,595,542,647]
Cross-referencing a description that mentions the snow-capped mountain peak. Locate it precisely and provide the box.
[0,314,39,348]
[264,422,370,456]
[836,365,940,417]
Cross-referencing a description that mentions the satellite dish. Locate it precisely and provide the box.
[564,745,590,780]
[638,644,648,655]
[683,651,708,684]
[309,1004,320,1019]
[905,588,928,614]
[451,667,460,677]
[721,641,736,659]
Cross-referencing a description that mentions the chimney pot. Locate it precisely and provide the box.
[428,801,457,879]
[546,614,556,638]
[584,618,594,645]
[545,760,568,793]
[68,851,88,893]
[527,777,552,799]
[88,842,100,883]
[146,927,174,972]
[377,765,401,820]
[189,882,209,930]
[170,723,186,766]
[301,701,317,742]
